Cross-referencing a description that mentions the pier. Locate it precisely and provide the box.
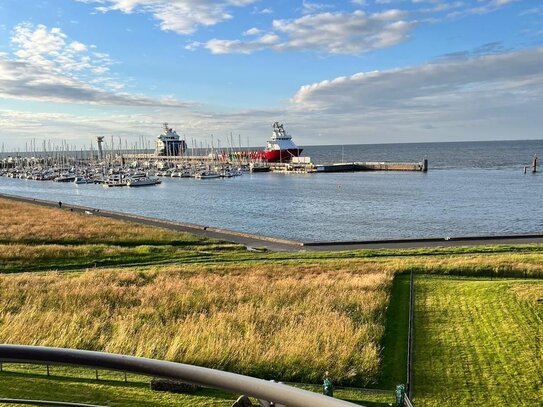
[315,159,428,173]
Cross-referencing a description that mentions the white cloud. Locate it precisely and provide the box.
[69,41,87,52]
[0,56,190,107]
[11,23,109,75]
[184,41,203,51]
[206,33,280,54]
[201,9,414,55]
[288,47,543,142]
[301,1,335,15]
[1,23,191,108]
[373,0,517,17]
[254,7,273,15]
[243,27,262,36]
[446,0,519,18]
[79,0,257,35]
[293,47,543,112]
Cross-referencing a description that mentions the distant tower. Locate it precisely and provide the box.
[97,136,104,160]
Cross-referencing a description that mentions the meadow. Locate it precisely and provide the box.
[0,198,207,245]
[413,276,543,407]
[0,197,542,406]
[0,262,392,385]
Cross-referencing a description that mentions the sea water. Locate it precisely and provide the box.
[1,140,541,242]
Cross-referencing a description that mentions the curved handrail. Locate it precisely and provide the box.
[0,345,361,407]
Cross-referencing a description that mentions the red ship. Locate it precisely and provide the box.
[230,122,303,162]
[260,122,302,162]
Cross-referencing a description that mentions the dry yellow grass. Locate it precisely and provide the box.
[0,262,393,385]
[0,198,202,244]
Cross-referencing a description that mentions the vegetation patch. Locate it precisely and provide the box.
[0,263,393,386]
[413,276,543,407]
[0,199,211,246]
[1,196,543,406]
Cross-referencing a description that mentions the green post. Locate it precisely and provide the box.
[396,384,405,406]
[323,371,334,397]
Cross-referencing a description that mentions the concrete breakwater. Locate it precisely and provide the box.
[316,160,428,173]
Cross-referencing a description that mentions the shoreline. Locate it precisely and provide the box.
[1,192,543,252]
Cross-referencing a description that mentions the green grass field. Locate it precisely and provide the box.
[413,276,543,407]
[1,197,543,406]
[0,363,394,406]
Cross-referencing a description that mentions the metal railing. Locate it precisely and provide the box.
[0,345,361,407]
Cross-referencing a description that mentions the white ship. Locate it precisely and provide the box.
[155,123,187,156]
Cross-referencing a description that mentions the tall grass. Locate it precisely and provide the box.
[0,198,207,245]
[0,263,393,386]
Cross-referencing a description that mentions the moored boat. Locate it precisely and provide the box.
[263,122,303,162]
[74,176,93,184]
[127,176,161,187]
[55,174,76,182]
[194,171,221,180]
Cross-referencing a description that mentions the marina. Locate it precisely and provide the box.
[0,140,540,243]
[0,123,427,185]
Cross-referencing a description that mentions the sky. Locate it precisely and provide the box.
[0,0,542,150]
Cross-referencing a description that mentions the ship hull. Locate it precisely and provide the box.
[264,148,303,162]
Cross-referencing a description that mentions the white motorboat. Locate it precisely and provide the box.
[74,176,92,184]
[127,176,161,187]
[194,171,221,180]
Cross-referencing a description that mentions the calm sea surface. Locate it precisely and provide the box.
[1,140,542,242]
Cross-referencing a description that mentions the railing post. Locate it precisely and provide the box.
[406,269,415,400]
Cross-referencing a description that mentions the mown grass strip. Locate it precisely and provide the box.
[375,274,410,390]
[413,276,543,407]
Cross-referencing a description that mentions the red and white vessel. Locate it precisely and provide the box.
[262,122,303,162]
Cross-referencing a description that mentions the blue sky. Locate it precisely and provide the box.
[0,0,542,149]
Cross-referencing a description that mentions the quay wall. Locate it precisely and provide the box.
[316,162,426,173]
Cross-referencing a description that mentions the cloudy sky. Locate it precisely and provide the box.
[0,0,542,150]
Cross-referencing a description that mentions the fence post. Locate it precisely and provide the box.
[406,269,415,400]
[46,364,50,376]
[95,370,99,380]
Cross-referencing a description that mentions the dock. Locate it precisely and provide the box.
[316,160,428,173]
[263,158,428,174]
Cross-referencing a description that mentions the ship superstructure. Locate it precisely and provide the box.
[155,123,186,156]
[263,122,302,162]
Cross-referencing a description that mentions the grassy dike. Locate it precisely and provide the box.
[0,197,542,406]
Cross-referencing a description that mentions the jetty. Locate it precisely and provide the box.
[315,159,428,173]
